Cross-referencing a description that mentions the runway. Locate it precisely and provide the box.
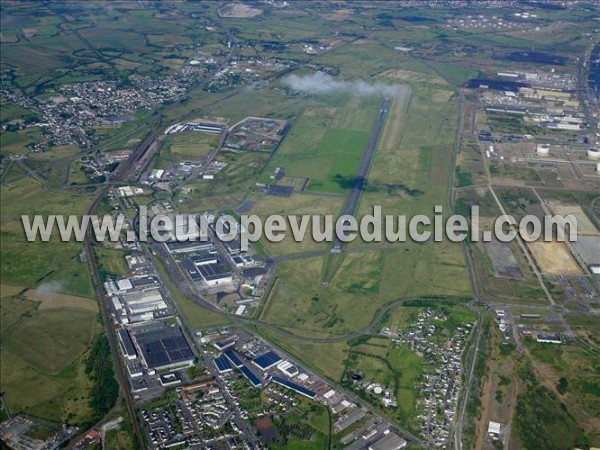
[330,97,391,252]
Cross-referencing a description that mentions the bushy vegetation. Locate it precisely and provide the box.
[515,362,587,450]
[85,334,119,420]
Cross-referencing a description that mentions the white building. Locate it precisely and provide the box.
[488,421,502,439]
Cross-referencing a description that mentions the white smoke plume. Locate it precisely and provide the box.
[282,72,401,97]
[34,280,64,299]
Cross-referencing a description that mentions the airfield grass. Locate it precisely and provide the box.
[260,94,381,195]
[260,81,469,336]
[248,192,345,256]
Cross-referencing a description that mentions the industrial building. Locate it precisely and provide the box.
[196,261,233,287]
[224,350,244,368]
[277,360,300,378]
[535,332,563,344]
[165,240,213,254]
[252,351,282,371]
[240,365,262,388]
[214,356,233,374]
[271,376,316,399]
[133,325,195,371]
[213,336,237,351]
[488,421,502,439]
[118,329,137,360]
[368,432,407,450]
[150,214,206,243]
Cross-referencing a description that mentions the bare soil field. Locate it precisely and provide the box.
[527,241,582,275]
[25,290,98,312]
[549,204,599,236]
[218,3,262,18]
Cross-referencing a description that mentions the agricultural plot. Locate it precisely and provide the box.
[0,294,98,423]
[0,175,96,424]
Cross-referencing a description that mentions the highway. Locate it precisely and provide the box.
[330,97,391,253]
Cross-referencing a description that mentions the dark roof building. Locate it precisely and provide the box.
[135,326,195,370]
[224,350,243,368]
[118,329,137,360]
[252,351,282,371]
[240,365,262,388]
[214,356,233,373]
[271,376,316,399]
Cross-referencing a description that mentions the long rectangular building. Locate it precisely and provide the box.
[271,376,316,399]
[118,329,137,360]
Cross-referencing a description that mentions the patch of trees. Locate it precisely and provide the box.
[85,334,119,420]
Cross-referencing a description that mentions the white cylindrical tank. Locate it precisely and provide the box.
[536,144,550,155]
[587,147,600,159]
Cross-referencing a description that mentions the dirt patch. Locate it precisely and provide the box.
[25,291,98,312]
[549,204,599,236]
[218,3,262,18]
[321,9,353,21]
[482,241,524,279]
[527,241,582,275]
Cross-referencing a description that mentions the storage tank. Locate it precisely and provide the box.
[536,144,550,155]
[587,147,600,159]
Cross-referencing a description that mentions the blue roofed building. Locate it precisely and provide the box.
[271,376,317,399]
[252,351,282,371]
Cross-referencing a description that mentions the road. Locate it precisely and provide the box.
[77,122,165,448]
[446,93,486,450]
[330,97,391,254]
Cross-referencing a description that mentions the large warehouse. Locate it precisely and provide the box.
[134,325,195,371]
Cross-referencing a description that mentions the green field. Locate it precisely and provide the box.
[260,81,470,338]
[260,95,381,194]
[1,177,94,297]
[0,293,98,423]
[0,176,96,424]
[248,192,345,256]
[155,132,220,169]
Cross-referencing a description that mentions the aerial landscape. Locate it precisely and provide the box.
[1,1,600,449]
